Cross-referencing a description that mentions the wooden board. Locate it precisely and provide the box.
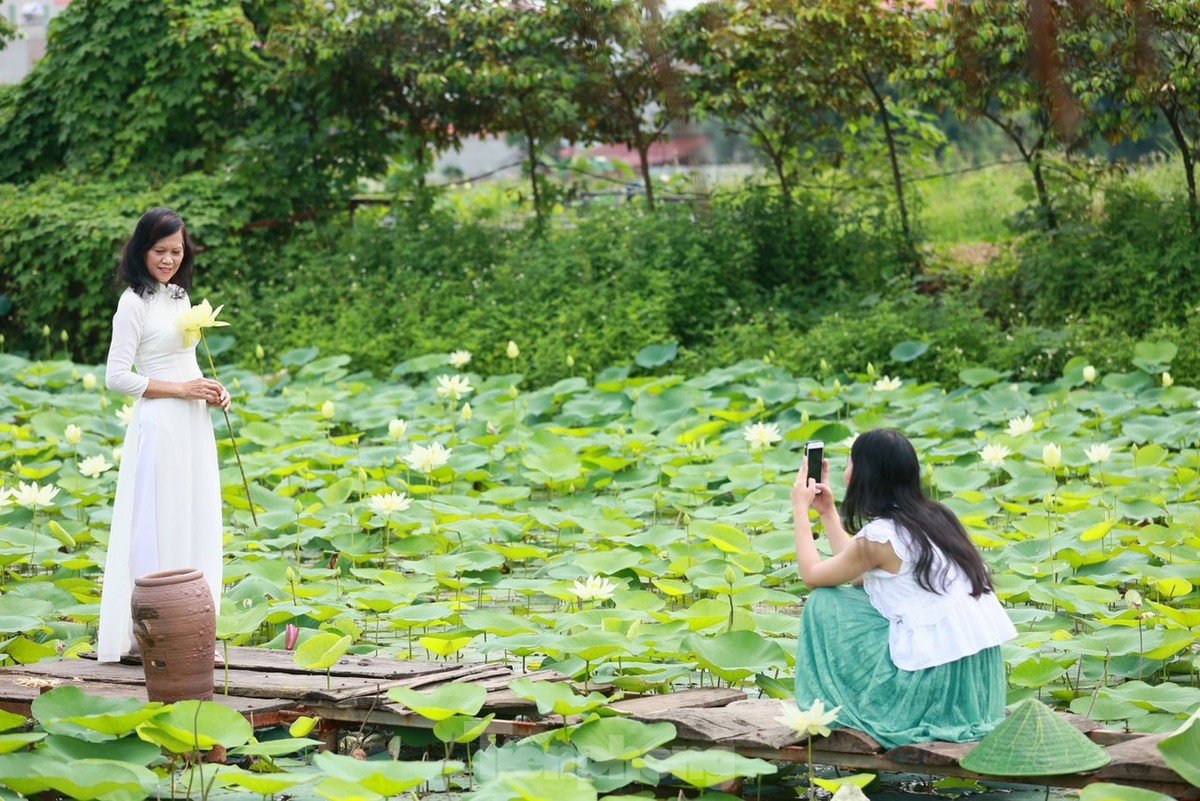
[85,647,453,680]
[886,740,977,767]
[0,675,295,717]
[1094,734,1183,783]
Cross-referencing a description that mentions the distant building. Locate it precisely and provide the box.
[0,0,70,84]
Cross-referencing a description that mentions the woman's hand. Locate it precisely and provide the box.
[178,378,229,409]
[794,457,835,517]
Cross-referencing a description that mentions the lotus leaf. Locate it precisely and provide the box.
[293,632,352,670]
[508,678,609,717]
[135,701,253,752]
[388,683,488,721]
[571,718,676,761]
[314,751,462,796]
[683,629,788,683]
[213,765,320,795]
[434,713,495,743]
[42,733,162,765]
[635,749,777,788]
[1079,782,1176,801]
[229,736,322,756]
[959,698,1110,775]
[0,752,157,801]
[32,687,164,742]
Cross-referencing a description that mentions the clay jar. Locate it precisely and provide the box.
[131,568,216,702]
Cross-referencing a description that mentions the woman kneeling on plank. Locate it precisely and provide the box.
[791,428,1016,749]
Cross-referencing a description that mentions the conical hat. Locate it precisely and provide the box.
[959,699,1111,776]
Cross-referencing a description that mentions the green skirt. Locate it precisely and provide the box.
[793,586,1006,750]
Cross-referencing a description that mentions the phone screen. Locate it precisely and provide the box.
[805,441,824,494]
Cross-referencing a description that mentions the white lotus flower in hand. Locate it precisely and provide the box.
[571,575,618,602]
[404,442,452,473]
[742,421,782,451]
[370,491,412,515]
[177,298,230,348]
[775,699,841,738]
[13,481,60,509]
[435,374,473,401]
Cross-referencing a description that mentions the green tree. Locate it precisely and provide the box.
[922,1,1077,229]
[674,1,841,205]
[564,0,686,210]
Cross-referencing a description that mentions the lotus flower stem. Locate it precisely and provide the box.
[200,334,257,526]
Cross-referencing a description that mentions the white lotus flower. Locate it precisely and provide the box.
[1086,443,1113,464]
[320,400,335,419]
[1006,415,1035,437]
[1082,365,1097,384]
[571,575,618,602]
[742,421,782,451]
[176,298,230,348]
[64,425,82,446]
[404,442,452,473]
[1162,372,1174,388]
[979,443,1011,467]
[435,374,473,401]
[873,375,902,392]
[79,455,113,478]
[775,699,841,738]
[370,491,412,515]
[116,405,134,427]
[388,418,408,439]
[506,340,520,360]
[0,486,12,511]
[1042,443,1063,469]
[81,373,97,390]
[112,447,123,465]
[13,481,60,509]
[449,350,472,368]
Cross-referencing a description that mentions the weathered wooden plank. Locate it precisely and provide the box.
[1093,734,1181,783]
[0,675,296,717]
[84,646,453,680]
[616,688,745,718]
[638,706,799,749]
[820,728,886,755]
[886,740,978,767]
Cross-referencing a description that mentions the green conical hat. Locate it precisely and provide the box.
[960,698,1111,777]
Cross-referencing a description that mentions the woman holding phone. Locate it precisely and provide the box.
[791,428,1016,748]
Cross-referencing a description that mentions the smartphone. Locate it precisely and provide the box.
[805,441,824,494]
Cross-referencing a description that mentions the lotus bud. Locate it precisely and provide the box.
[388,418,407,439]
[255,344,265,361]
[819,358,830,373]
[64,424,82,445]
[866,362,876,378]
[60,329,69,343]
[509,385,519,400]
[42,325,50,338]
[461,402,473,422]
[724,565,738,585]
[1162,372,1173,388]
[801,410,810,424]
[506,340,520,359]
[1082,365,1097,383]
[1042,443,1062,469]
[320,400,335,419]
[82,373,97,390]
[285,623,300,650]
[566,353,575,368]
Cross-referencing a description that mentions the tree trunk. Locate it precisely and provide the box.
[524,125,543,226]
[636,136,656,211]
[985,113,1057,230]
[1161,102,1198,231]
[865,74,916,271]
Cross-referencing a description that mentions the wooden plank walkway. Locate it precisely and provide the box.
[0,649,1193,799]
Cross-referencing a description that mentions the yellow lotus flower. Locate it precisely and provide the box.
[369,491,412,515]
[506,340,520,359]
[449,350,472,368]
[177,298,230,349]
[775,699,841,738]
[64,424,82,446]
[404,442,452,473]
[742,421,782,451]
[1085,443,1113,464]
[13,481,60,509]
[1006,415,1035,437]
[79,455,113,478]
[571,575,618,602]
[979,443,1011,467]
[1042,443,1063,469]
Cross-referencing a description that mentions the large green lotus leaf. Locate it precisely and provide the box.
[0,752,156,801]
[0,710,26,733]
[1069,695,1150,722]
[1009,657,1070,689]
[216,600,270,638]
[460,610,539,636]
[932,465,990,493]
[387,683,487,721]
[475,771,599,801]
[1080,782,1176,801]
[959,367,1008,387]
[1105,681,1200,714]
[1157,709,1200,786]
[314,751,462,796]
[522,448,583,485]
[508,678,609,717]
[683,630,787,682]
[690,520,751,555]
[43,733,163,765]
[32,687,164,742]
[213,766,320,795]
[136,701,253,752]
[0,733,45,753]
[959,698,1110,776]
[555,629,634,662]
[228,737,322,756]
[572,718,677,762]
[433,713,495,744]
[0,595,54,632]
[313,775,384,801]
[293,632,351,670]
[636,749,777,788]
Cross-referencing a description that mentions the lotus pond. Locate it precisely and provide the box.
[2,341,1200,800]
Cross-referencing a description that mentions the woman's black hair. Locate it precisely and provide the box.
[115,207,195,298]
[842,428,994,597]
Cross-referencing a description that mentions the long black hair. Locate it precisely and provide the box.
[842,428,994,598]
[115,207,195,298]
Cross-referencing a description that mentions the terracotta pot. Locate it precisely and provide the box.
[131,568,216,702]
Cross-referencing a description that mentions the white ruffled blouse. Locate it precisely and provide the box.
[860,518,1017,671]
